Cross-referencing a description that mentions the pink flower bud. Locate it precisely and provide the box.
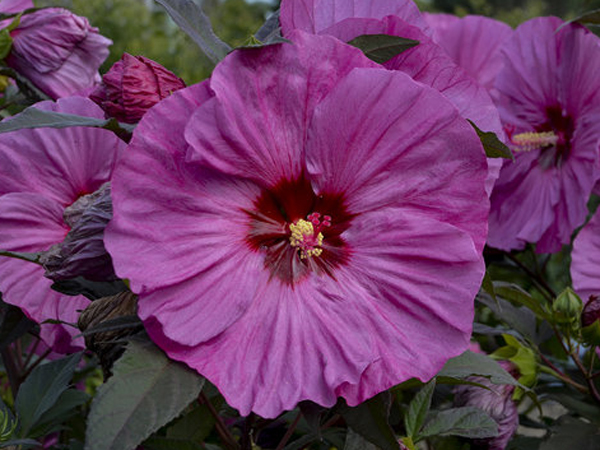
[90,53,186,123]
[582,296,600,346]
[5,8,111,99]
[454,358,519,450]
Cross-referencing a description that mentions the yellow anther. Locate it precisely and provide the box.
[289,219,324,259]
[511,131,558,152]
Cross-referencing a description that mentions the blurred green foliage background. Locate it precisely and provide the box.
[35,0,600,84]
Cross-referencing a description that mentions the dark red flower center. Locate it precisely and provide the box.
[245,173,353,286]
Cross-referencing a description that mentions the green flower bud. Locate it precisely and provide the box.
[553,287,583,324]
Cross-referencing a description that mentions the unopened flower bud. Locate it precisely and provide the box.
[454,359,519,450]
[5,8,111,99]
[552,287,583,324]
[90,53,186,123]
[78,291,140,377]
[41,182,115,281]
[581,296,600,346]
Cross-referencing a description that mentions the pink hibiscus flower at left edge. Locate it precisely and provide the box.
[0,97,126,353]
[105,31,489,418]
[280,0,505,195]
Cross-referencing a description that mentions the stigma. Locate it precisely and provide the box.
[510,131,558,152]
[289,213,331,259]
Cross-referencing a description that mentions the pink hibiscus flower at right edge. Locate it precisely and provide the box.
[487,17,600,253]
[571,211,600,301]
[105,31,489,417]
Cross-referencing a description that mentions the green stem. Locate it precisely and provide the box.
[274,411,302,450]
[0,250,42,265]
[503,251,556,300]
[0,346,21,396]
[198,392,239,450]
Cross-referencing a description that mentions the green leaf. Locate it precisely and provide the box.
[570,8,600,26]
[298,401,325,440]
[143,437,204,450]
[438,351,522,388]
[15,352,82,436]
[493,282,550,320]
[348,34,419,64]
[29,390,89,438]
[477,292,554,345]
[0,249,42,265]
[0,438,41,449]
[435,376,494,391]
[490,334,537,392]
[344,428,378,450]
[0,65,50,101]
[78,315,142,338]
[404,379,436,439]
[0,29,12,61]
[544,391,600,424]
[481,271,497,301]
[165,402,216,443]
[339,393,400,450]
[0,107,135,135]
[254,10,284,44]
[0,299,36,348]
[154,0,231,63]
[539,415,600,450]
[50,277,128,301]
[468,120,513,159]
[419,406,498,440]
[284,428,346,450]
[85,338,205,450]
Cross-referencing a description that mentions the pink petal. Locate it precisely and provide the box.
[494,17,564,130]
[306,67,489,251]
[303,15,503,194]
[0,193,88,353]
[184,31,377,185]
[0,192,67,252]
[335,208,483,403]
[0,97,124,206]
[0,0,32,13]
[424,14,512,91]
[143,205,483,416]
[106,82,254,294]
[0,258,87,352]
[280,0,428,36]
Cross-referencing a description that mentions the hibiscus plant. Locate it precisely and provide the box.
[0,0,599,449]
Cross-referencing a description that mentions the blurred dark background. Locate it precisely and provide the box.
[35,0,600,83]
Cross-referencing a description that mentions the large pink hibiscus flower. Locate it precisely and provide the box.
[0,97,125,352]
[105,32,489,417]
[487,17,600,253]
[280,0,504,195]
